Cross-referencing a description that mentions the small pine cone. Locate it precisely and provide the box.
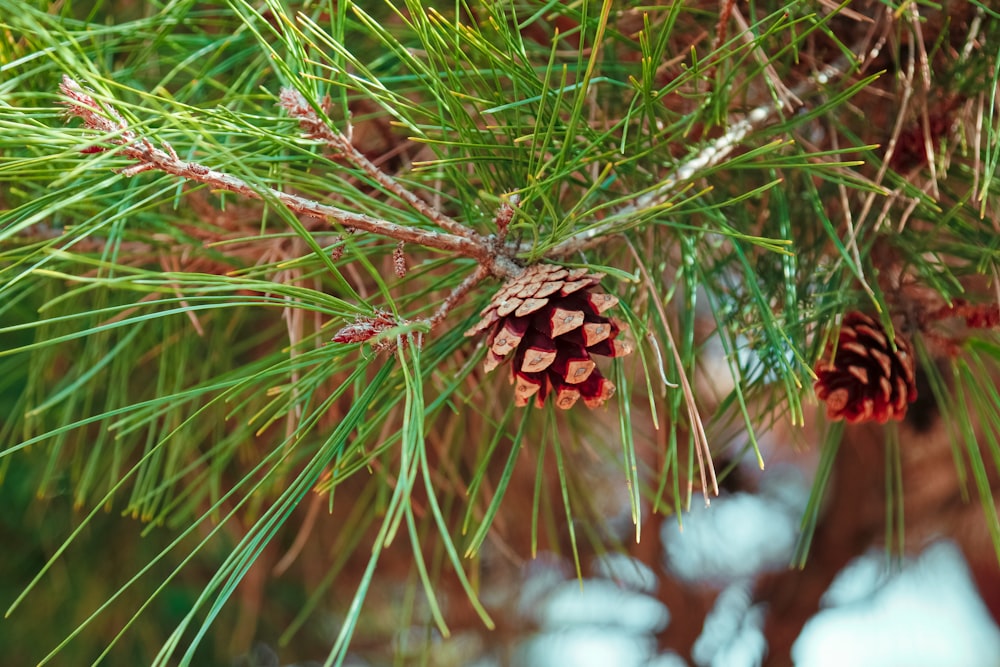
[332,309,401,352]
[814,311,918,424]
[465,264,632,410]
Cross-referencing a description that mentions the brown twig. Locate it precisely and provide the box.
[392,241,407,277]
[925,298,1000,331]
[492,193,519,245]
[426,264,490,331]
[278,87,476,240]
[731,6,802,112]
[712,0,736,52]
[59,76,520,281]
[331,308,402,350]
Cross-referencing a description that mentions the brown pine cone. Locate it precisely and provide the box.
[814,311,918,424]
[465,264,632,410]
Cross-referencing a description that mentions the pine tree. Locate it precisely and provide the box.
[1,1,998,665]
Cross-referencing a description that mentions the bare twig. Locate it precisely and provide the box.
[59,76,521,280]
[731,7,802,112]
[492,193,519,245]
[426,264,490,330]
[908,5,939,199]
[331,309,401,348]
[712,0,736,52]
[279,88,476,240]
[829,118,877,303]
[547,41,866,258]
[272,489,324,576]
[392,241,407,277]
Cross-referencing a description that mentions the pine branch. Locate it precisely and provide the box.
[58,76,523,281]
[278,87,476,241]
[427,264,490,330]
[3,3,994,665]
[547,38,868,259]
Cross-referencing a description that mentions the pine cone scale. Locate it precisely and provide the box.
[846,365,869,385]
[580,321,612,346]
[514,297,549,317]
[513,373,544,406]
[585,292,619,314]
[519,337,558,372]
[840,341,870,357]
[892,376,909,413]
[555,355,596,384]
[496,297,523,317]
[534,281,564,298]
[580,373,616,408]
[465,309,499,336]
[870,348,893,377]
[559,274,600,295]
[484,350,505,373]
[491,317,528,356]
[854,324,887,347]
[544,307,586,337]
[589,337,633,358]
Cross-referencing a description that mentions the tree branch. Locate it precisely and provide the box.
[547,42,867,258]
[278,87,477,241]
[59,76,522,280]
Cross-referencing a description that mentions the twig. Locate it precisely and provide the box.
[731,7,802,112]
[272,489,324,576]
[857,9,915,234]
[159,251,206,336]
[59,76,520,280]
[547,42,866,258]
[492,193,519,245]
[829,118,877,304]
[426,264,490,330]
[329,265,490,351]
[392,241,407,277]
[712,0,736,52]
[278,88,476,240]
[908,5,938,199]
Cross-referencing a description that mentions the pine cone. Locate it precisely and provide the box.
[814,311,918,424]
[465,264,632,410]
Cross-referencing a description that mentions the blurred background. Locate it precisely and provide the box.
[5,368,1000,666]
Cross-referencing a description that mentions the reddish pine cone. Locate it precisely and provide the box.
[465,264,632,409]
[814,311,917,424]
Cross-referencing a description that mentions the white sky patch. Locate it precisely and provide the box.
[517,629,658,667]
[647,652,692,667]
[513,473,998,667]
[793,540,1000,667]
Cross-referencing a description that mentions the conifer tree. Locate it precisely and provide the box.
[1,1,998,665]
